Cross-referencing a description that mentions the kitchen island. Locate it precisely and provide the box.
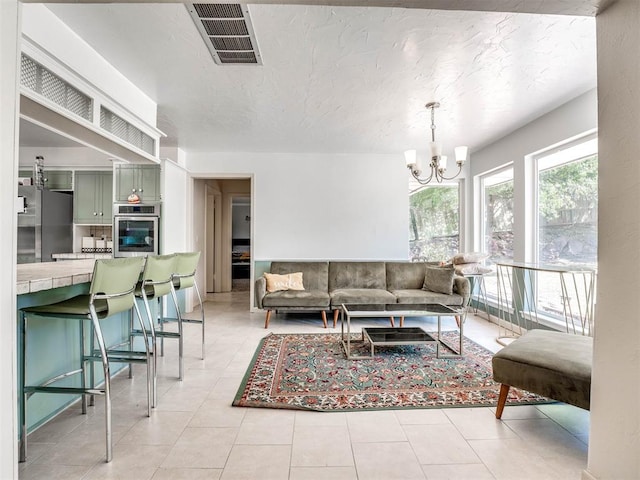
[17,258,96,294]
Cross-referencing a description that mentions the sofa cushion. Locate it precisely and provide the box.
[264,272,305,293]
[263,289,330,308]
[386,262,427,290]
[330,288,396,307]
[271,261,329,291]
[329,262,387,291]
[423,265,455,295]
[392,289,465,306]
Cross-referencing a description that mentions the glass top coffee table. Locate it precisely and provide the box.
[340,303,465,360]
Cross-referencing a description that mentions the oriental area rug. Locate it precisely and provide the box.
[232,332,550,412]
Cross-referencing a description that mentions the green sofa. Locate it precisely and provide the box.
[255,261,470,328]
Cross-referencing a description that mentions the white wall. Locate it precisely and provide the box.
[588,0,640,478]
[192,179,206,304]
[187,152,409,261]
[160,156,189,255]
[468,89,597,258]
[0,1,20,477]
[469,90,597,177]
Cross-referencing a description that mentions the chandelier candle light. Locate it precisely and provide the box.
[405,102,468,184]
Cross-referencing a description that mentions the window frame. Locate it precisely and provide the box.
[528,132,598,327]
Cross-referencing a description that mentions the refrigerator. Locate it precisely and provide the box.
[17,185,73,263]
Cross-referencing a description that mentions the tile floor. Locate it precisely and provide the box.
[18,291,590,480]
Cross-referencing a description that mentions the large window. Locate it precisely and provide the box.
[409,185,459,262]
[482,168,514,264]
[475,136,598,333]
[535,137,598,322]
[480,167,514,301]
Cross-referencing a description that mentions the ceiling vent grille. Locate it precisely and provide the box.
[100,106,155,155]
[20,54,93,121]
[187,3,262,65]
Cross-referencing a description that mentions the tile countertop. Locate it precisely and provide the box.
[52,253,112,260]
[17,259,96,295]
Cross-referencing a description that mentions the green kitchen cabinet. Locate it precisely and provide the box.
[114,164,161,203]
[43,170,73,190]
[74,171,113,224]
[19,169,73,190]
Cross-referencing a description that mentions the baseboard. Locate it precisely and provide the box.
[582,469,598,480]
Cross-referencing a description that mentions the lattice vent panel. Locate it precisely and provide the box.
[20,54,93,121]
[100,106,155,155]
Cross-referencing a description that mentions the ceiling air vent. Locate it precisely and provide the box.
[187,3,262,65]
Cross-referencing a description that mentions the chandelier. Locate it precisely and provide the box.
[405,102,468,184]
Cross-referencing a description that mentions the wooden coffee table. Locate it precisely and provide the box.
[340,303,465,360]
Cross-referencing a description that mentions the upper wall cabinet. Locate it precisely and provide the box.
[19,169,73,190]
[114,164,161,203]
[74,171,113,225]
[43,170,73,190]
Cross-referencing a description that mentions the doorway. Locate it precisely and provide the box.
[198,177,252,296]
[231,196,251,292]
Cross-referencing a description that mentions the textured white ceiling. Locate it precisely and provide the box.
[43,3,596,157]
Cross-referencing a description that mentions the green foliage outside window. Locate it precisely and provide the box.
[539,155,597,224]
[539,155,598,265]
[485,180,514,262]
[409,186,459,261]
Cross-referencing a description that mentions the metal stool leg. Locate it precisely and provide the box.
[19,312,27,463]
[142,295,158,408]
[169,286,184,380]
[89,306,113,463]
[193,281,205,360]
[80,320,87,414]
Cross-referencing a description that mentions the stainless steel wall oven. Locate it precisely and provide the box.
[113,203,160,257]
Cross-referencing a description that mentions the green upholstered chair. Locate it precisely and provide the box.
[133,254,183,399]
[19,257,148,463]
[160,252,205,360]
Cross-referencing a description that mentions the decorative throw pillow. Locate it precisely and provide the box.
[264,272,305,293]
[451,252,489,265]
[422,265,455,295]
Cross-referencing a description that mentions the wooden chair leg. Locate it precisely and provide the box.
[496,384,510,419]
[389,316,395,327]
[333,309,339,328]
[400,316,405,327]
[321,311,328,328]
[264,310,272,329]
[455,315,462,328]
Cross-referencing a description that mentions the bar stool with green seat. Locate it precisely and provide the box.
[132,253,183,403]
[159,252,205,364]
[19,257,150,463]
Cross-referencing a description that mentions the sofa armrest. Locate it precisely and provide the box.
[453,276,471,305]
[255,276,267,309]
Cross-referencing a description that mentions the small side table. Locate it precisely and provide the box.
[465,274,491,321]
